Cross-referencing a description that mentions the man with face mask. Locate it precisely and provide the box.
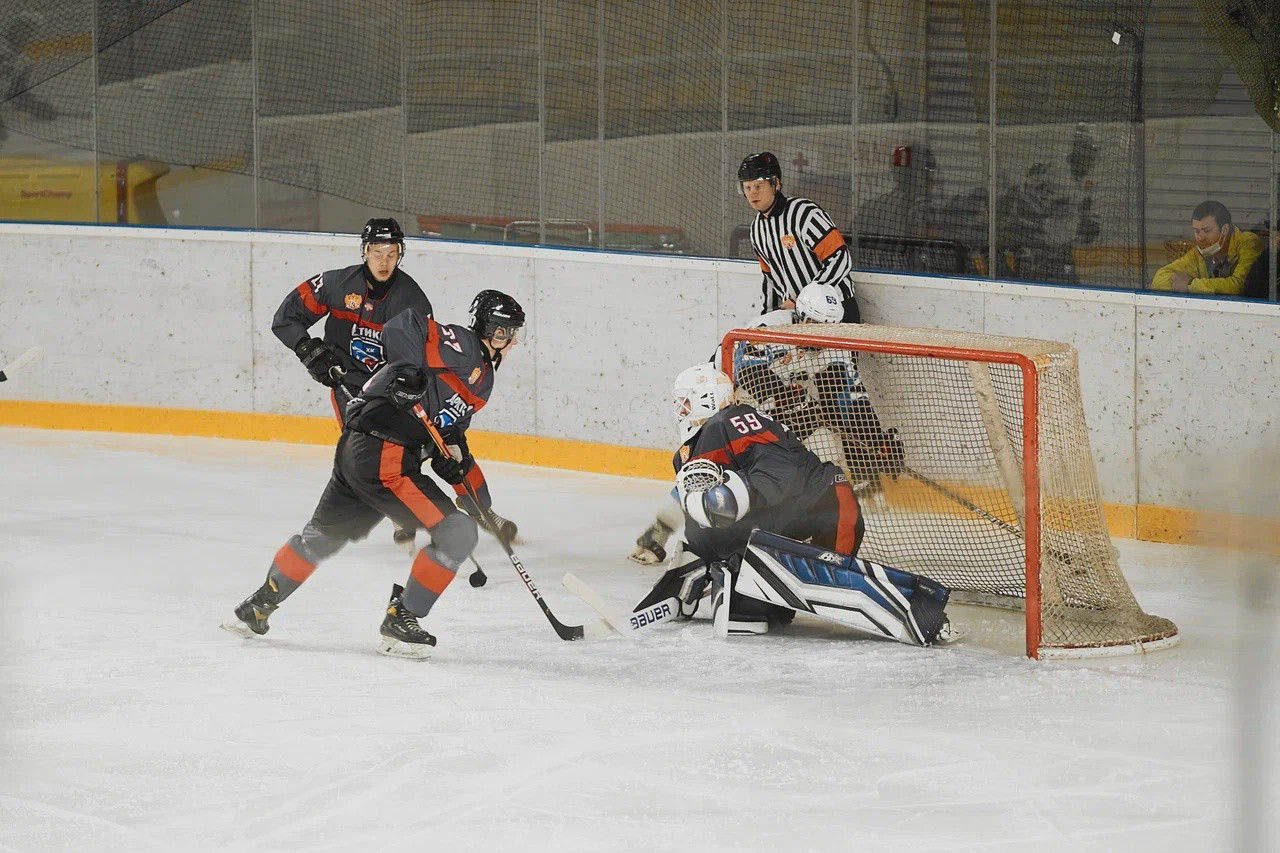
[1152,201,1263,296]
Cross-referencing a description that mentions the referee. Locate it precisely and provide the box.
[738,152,860,322]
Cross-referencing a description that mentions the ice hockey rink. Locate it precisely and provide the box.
[1,427,1275,852]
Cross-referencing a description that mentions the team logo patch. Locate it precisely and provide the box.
[781,234,797,249]
[467,367,482,385]
[345,293,363,310]
[679,446,690,463]
[349,338,384,370]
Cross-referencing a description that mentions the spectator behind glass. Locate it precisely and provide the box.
[996,123,1102,285]
[1242,215,1278,301]
[1152,201,1262,296]
[857,146,942,241]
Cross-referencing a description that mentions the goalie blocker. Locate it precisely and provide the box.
[737,530,950,646]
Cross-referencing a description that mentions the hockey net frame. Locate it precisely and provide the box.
[720,323,1179,659]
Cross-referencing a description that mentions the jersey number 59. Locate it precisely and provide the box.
[730,413,764,434]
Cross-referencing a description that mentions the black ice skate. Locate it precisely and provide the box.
[628,519,673,565]
[222,578,280,638]
[378,583,436,660]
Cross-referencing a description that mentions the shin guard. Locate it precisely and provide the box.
[740,530,950,646]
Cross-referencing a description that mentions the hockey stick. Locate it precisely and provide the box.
[332,375,487,587]
[0,346,42,382]
[562,573,687,637]
[885,455,1079,566]
[411,402,585,641]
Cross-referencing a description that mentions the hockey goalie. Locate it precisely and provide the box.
[633,363,952,646]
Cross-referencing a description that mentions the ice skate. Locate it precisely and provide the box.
[222,578,280,638]
[378,583,436,660]
[628,519,673,565]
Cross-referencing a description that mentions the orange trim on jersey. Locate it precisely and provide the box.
[423,320,448,370]
[437,369,488,411]
[758,255,771,273]
[296,282,328,316]
[273,543,317,584]
[379,442,446,528]
[328,388,342,424]
[409,549,457,595]
[813,228,846,262]
[833,481,862,554]
[329,308,362,324]
[449,461,486,498]
[692,430,783,466]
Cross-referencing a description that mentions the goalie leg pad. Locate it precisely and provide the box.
[741,530,950,646]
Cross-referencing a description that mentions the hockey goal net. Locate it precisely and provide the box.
[721,323,1179,659]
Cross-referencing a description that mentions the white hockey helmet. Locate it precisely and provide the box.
[672,363,734,441]
[794,282,844,324]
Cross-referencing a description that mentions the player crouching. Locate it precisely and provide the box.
[633,363,952,646]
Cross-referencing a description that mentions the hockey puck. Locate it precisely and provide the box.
[469,571,487,588]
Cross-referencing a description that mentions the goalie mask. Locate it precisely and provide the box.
[793,282,844,324]
[672,364,734,441]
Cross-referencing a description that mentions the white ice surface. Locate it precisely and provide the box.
[0,427,1275,853]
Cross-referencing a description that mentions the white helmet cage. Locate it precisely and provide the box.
[672,364,735,441]
[793,282,844,324]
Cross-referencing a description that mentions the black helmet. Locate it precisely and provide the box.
[361,217,405,247]
[737,152,782,183]
[469,289,526,340]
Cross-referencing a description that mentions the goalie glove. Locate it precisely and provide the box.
[676,459,751,529]
[455,497,519,545]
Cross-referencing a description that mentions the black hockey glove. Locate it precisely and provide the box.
[427,429,473,485]
[294,338,345,388]
[876,427,906,478]
[385,367,429,410]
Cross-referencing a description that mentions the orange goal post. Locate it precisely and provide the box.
[719,323,1179,659]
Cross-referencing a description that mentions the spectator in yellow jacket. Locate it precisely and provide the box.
[1152,201,1262,296]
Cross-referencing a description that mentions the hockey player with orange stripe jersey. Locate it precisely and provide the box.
[272,218,434,423]
[223,291,524,660]
[629,364,952,646]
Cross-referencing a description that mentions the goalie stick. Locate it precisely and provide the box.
[411,401,585,641]
[0,346,42,382]
[562,573,684,637]
[332,376,490,588]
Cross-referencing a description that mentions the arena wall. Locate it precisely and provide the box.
[0,223,1276,551]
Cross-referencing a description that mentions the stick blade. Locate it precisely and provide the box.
[562,573,639,639]
[0,346,42,382]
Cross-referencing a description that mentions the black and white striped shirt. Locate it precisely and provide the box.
[750,192,856,317]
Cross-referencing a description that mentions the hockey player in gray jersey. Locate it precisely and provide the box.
[631,364,951,645]
[223,291,525,659]
[273,218,434,416]
[629,282,903,564]
[273,218,436,550]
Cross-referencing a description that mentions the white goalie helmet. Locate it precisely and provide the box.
[672,363,735,441]
[793,282,844,324]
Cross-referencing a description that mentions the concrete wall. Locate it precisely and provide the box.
[0,223,1277,520]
